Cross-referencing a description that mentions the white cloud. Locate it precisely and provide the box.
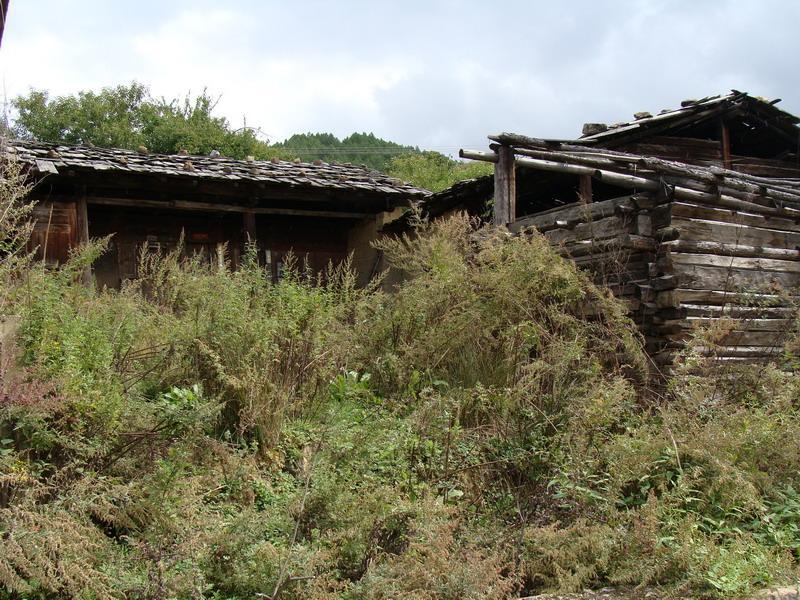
[0,0,797,151]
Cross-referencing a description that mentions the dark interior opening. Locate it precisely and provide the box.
[668,115,799,162]
[515,170,630,219]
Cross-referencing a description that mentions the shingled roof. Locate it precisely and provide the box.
[576,91,800,146]
[5,140,430,199]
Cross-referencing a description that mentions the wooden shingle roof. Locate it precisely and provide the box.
[5,140,430,199]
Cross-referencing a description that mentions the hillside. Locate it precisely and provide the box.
[274,132,418,172]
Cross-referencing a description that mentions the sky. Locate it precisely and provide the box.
[1,0,798,154]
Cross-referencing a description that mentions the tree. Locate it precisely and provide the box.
[275,131,417,171]
[13,83,149,150]
[11,83,289,160]
[387,150,493,192]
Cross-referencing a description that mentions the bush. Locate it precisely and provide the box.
[1,211,800,598]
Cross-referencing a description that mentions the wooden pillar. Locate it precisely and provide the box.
[579,174,593,204]
[75,196,91,284]
[76,197,90,246]
[242,209,258,265]
[493,145,516,226]
[719,119,732,170]
[243,210,256,243]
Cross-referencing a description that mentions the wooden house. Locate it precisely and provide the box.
[7,140,428,288]
[445,91,800,365]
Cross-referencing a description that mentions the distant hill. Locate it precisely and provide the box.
[274,132,418,171]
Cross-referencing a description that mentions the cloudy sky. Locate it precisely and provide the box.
[1,0,798,153]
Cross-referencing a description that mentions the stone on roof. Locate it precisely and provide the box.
[4,140,430,198]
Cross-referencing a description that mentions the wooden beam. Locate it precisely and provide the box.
[493,145,516,226]
[508,155,800,216]
[85,196,371,219]
[55,170,418,209]
[480,138,800,196]
[460,149,498,163]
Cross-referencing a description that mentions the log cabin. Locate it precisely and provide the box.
[408,91,800,365]
[6,140,429,288]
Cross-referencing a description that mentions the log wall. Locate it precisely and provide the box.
[512,191,800,366]
[648,196,800,365]
[28,201,79,265]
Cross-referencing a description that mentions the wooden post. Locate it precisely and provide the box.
[242,210,258,265]
[719,119,732,170]
[579,174,593,204]
[75,196,91,284]
[493,145,516,226]
[243,210,256,243]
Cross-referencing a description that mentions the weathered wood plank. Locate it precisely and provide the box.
[674,262,800,291]
[659,239,800,261]
[544,215,633,245]
[658,317,791,332]
[661,329,786,347]
[512,195,635,232]
[660,252,800,274]
[554,234,655,258]
[668,289,792,307]
[671,217,800,249]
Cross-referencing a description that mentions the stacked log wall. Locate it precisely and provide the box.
[510,193,657,330]
[647,196,800,364]
[511,191,800,366]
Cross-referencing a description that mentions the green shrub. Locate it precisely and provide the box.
[1,212,800,598]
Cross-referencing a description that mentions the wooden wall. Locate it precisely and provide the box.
[649,198,800,364]
[28,201,79,265]
[511,190,800,366]
[27,201,358,288]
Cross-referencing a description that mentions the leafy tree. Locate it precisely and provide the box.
[13,83,149,150]
[275,131,417,171]
[11,83,290,160]
[387,150,493,192]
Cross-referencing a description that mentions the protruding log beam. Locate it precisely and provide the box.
[480,136,800,198]
[459,149,498,163]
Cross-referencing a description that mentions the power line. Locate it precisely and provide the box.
[277,147,463,154]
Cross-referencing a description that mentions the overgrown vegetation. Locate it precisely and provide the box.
[1,165,800,598]
[387,150,493,192]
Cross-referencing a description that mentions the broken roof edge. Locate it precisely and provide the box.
[486,92,800,151]
[574,91,800,143]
